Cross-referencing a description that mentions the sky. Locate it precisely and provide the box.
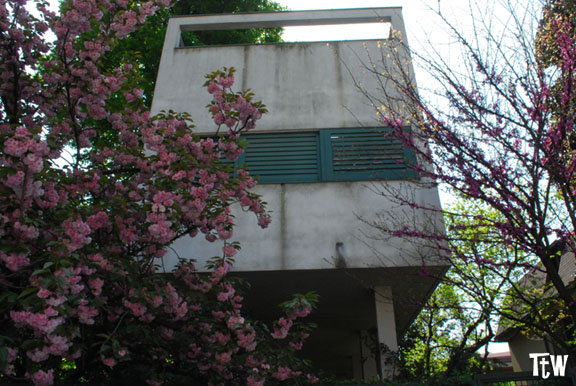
[276,0,460,47]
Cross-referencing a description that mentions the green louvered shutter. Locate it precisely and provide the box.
[239,132,320,183]
[322,128,417,181]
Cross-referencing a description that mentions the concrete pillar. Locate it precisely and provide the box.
[352,329,379,379]
[375,286,398,379]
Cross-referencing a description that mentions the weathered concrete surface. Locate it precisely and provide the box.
[153,40,391,133]
[166,180,444,271]
[152,8,413,134]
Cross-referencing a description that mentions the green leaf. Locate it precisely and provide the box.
[17,287,38,299]
[0,346,8,367]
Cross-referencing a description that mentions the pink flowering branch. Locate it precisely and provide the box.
[357,0,576,363]
[0,0,313,385]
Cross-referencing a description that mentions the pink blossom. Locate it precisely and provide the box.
[257,214,271,228]
[226,315,244,329]
[78,304,98,324]
[245,355,259,367]
[219,75,234,88]
[213,112,226,125]
[24,153,43,172]
[307,374,319,383]
[148,220,175,243]
[6,347,17,363]
[247,375,265,386]
[4,171,25,193]
[289,304,311,319]
[213,332,230,345]
[124,300,147,317]
[222,245,236,257]
[14,222,39,241]
[4,138,28,157]
[289,341,303,350]
[62,218,92,252]
[217,283,235,302]
[28,369,54,386]
[10,311,62,334]
[172,170,186,180]
[46,296,66,307]
[237,329,256,351]
[27,348,50,362]
[101,356,116,367]
[160,327,174,340]
[0,252,30,271]
[271,317,293,339]
[87,211,109,230]
[47,335,71,356]
[207,81,222,94]
[88,278,104,295]
[273,366,292,381]
[214,351,232,364]
[210,262,231,284]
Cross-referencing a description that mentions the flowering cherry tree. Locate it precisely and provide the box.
[0,0,317,385]
[364,0,576,362]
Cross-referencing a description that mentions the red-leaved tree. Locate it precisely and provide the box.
[0,0,317,385]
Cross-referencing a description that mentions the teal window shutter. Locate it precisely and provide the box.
[324,128,417,181]
[235,128,417,184]
[239,132,320,183]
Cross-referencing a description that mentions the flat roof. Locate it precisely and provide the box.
[168,7,402,32]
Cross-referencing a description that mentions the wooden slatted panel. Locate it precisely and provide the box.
[242,132,320,183]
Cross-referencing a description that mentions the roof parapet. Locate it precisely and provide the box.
[164,8,408,48]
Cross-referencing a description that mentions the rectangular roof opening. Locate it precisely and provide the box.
[171,8,401,47]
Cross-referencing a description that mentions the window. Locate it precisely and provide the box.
[234,128,417,184]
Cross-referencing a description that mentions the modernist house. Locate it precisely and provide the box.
[151,8,447,380]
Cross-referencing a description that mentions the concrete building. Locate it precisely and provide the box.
[151,8,447,380]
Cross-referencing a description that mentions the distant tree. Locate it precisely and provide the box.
[104,0,285,107]
[387,196,529,382]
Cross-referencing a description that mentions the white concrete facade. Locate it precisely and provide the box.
[152,8,446,380]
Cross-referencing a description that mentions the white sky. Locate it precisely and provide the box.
[277,0,453,44]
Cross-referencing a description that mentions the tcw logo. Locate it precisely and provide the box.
[529,353,569,379]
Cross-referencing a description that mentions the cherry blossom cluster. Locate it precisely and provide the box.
[0,0,314,384]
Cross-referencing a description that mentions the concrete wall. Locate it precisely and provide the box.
[508,335,549,372]
[152,9,413,133]
[153,40,400,133]
[166,180,444,271]
[152,8,444,273]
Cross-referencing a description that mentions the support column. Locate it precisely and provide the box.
[352,329,379,379]
[374,286,398,379]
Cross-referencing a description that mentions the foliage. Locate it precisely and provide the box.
[0,0,317,385]
[396,196,533,380]
[362,0,576,370]
[103,0,285,107]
